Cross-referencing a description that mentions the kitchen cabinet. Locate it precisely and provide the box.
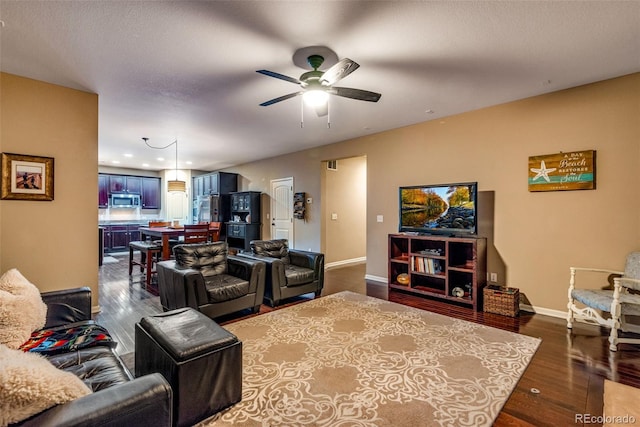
[192,172,237,198]
[99,174,161,209]
[109,175,142,194]
[226,191,261,251]
[103,224,142,253]
[98,174,109,208]
[141,177,161,209]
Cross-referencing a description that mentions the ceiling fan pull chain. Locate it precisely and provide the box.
[327,100,331,129]
[300,97,304,128]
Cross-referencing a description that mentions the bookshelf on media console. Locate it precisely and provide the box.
[388,233,487,311]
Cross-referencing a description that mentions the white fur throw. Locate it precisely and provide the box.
[0,344,92,426]
[0,269,47,349]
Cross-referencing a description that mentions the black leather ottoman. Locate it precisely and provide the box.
[135,308,242,427]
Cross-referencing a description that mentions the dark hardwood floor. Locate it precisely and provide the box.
[96,254,640,426]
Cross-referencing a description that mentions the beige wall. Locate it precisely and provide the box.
[0,73,99,305]
[321,156,367,265]
[227,73,640,313]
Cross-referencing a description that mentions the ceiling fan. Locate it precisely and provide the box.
[257,51,381,117]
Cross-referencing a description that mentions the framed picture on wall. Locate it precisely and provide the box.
[1,153,54,201]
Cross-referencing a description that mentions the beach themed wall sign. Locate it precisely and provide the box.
[528,150,596,192]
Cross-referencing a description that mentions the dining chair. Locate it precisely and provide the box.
[129,221,169,289]
[209,222,222,242]
[183,224,211,244]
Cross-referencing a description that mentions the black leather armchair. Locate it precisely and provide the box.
[14,288,173,427]
[156,241,266,319]
[240,239,324,306]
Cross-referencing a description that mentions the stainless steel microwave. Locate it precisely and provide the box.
[110,194,141,208]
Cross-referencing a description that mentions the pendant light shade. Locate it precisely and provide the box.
[143,137,187,193]
[167,179,186,192]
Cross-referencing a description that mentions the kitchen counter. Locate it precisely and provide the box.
[99,220,151,226]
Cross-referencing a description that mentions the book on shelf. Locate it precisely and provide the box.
[411,256,442,274]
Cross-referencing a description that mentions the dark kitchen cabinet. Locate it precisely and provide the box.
[99,174,161,209]
[109,175,141,194]
[226,191,261,251]
[103,224,142,253]
[141,177,161,209]
[98,174,109,208]
[108,225,130,251]
[192,172,237,198]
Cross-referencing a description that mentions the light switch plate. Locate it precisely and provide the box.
[377,215,384,222]
[331,213,338,220]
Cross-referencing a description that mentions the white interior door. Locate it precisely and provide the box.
[271,177,293,243]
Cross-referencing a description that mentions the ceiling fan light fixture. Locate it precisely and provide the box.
[303,89,329,107]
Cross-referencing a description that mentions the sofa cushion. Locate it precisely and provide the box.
[204,274,250,302]
[174,242,228,276]
[251,239,290,264]
[0,344,92,426]
[0,269,47,349]
[47,346,133,392]
[284,264,315,287]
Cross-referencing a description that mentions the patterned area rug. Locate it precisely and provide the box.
[199,291,540,427]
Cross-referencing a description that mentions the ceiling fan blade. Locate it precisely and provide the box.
[256,70,301,85]
[320,58,360,85]
[332,87,382,102]
[259,92,301,106]
[315,103,328,117]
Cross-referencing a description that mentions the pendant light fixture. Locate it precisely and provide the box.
[142,137,186,192]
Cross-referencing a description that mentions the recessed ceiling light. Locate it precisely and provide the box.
[142,163,150,167]
[124,153,133,158]
[112,160,120,164]
[157,157,164,161]
[186,161,193,165]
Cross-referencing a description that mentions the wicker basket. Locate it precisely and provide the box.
[483,285,520,317]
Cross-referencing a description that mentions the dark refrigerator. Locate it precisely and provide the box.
[195,195,230,236]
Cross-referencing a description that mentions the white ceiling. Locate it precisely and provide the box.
[1,1,638,171]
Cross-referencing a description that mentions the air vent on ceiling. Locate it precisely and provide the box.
[327,160,338,171]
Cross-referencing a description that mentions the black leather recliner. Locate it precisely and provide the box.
[240,239,324,306]
[13,287,173,427]
[156,241,266,319]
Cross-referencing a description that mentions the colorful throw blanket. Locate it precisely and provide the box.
[20,324,116,355]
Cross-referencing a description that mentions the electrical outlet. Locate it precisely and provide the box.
[490,272,498,282]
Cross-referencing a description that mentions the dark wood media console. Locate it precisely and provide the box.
[388,233,487,311]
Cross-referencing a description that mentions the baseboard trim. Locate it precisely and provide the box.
[358,272,568,319]
[325,257,366,270]
[365,274,387,284]
[520,304,566,319]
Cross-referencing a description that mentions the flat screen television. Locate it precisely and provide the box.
[399,182,478,235]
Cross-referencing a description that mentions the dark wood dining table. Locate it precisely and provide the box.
[139,225,221,260]
[138,226,184,260]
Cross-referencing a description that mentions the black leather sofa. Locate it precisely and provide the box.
[156,241,266,319]
[239,239,324,306]
[13,287,173,427]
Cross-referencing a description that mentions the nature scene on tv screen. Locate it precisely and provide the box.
[401,185,475,231]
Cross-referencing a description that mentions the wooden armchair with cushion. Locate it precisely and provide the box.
[239,239,324,307]
[567,251,640,351]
